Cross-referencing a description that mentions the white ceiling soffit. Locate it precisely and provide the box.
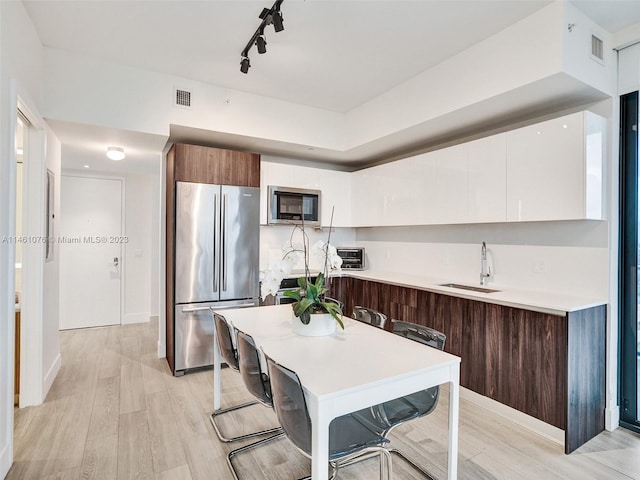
[47,119,168,174]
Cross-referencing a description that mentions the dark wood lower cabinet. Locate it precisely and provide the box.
[333,276,606,453]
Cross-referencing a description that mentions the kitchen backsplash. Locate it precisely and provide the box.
[259,226,357,272]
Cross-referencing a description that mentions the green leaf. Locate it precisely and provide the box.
[283,289,302,301]
[293,297,314,318]
[321,302,344,330]
[306,282,318,300]
[297,277,307,289]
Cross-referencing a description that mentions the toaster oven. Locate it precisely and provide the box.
[336,247,365,270]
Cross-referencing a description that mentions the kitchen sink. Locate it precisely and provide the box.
[438,283,501,293]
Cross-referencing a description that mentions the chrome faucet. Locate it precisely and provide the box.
[480,241,492,285]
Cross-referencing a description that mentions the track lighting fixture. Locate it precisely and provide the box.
[240,56,251,74]
[239,0,285,73]
[256,32,267,54]
[272,9,284,32]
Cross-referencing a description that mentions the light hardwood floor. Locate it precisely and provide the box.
[7,320,640,480]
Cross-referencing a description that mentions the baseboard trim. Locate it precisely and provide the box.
[1,441,12,479]
[122,312,150,325]
[43,353,62,400]
[460,386,565,446]
[605,405,620,431]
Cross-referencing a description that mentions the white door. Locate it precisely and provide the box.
[59,175,122,329]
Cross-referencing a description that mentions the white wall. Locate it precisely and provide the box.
[260,226,357,273]
[357,221,609,299]
[0,1,44,476]
[42,48,345,151]
[123,172,156,324]
[42,127,62,398]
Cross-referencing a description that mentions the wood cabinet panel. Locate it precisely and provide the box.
[335,276,605,453]
[485,304,567,429]
[566,306,606,453]
[173,144,260,187]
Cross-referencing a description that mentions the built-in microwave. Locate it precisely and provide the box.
[268,186,321,227]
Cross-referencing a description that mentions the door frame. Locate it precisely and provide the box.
[619,91,640,433]
[0,81,48,475]
[17,94,49,408]
[60,172,126,328]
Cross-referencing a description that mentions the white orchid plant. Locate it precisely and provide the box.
[260,217,344,328]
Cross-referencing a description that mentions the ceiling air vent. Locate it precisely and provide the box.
[174,88,192,108]
[591,34,604,64]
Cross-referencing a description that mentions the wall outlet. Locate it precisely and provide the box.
[533,259,546,273]
[134,249,143,257]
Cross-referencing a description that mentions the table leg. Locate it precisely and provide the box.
[212,311,221,411]
[448,377,459,480]
[311,411,330,480]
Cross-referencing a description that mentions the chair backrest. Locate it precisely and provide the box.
[235,329,272,406]
[213,312,239,370]
[325,296,344,311]
[391,320,446,418]
[266,355,312,456]
[391,319,446,351]
[352,306,387,329]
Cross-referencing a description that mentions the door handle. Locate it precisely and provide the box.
[222,193,228,292]
[113,257,119,267]
[213,194,218,293]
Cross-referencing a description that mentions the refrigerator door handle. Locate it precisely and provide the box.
[209,302,255,312]
[181,306,213,313]
[213,193,218,293]
[222,193,228,292]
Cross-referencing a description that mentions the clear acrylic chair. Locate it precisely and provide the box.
[210,312,281,443]
[352,306,387,329]
[225,330,285,480]
[325,296,345,311]
[353,320,446,479]
[266,355,392,480]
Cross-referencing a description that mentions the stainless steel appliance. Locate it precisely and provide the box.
[268,185,321,227]
[336,247,366,270]
[274,276,317,305]
[173,181,259,375]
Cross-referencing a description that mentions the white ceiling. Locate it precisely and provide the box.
[21,0,640,173]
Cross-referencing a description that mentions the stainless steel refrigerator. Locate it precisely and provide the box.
[173,181,259,375]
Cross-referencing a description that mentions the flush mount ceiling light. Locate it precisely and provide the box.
[240,0,285,74]
[106,146,125,161]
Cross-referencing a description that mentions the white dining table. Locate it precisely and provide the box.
[211,304,461,480]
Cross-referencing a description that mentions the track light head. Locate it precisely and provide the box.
[272,10,284,32]
[240,56,251,74]
[256,34,267,54]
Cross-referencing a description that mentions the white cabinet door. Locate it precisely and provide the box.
[506,111,598,221]
[260,161,296,224]
[317,169,351,227]
[468,134,507,223]
[351,167,385,227]
[435,144,468,224]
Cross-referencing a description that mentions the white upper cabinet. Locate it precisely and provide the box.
[352,135,507,227]
[265,110,605,228]
[506,111,605,222]
[467,134,507,223]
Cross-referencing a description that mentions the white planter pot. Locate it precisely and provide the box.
[292,312,336,337]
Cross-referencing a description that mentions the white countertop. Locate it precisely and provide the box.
[337,270,607,316]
